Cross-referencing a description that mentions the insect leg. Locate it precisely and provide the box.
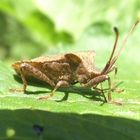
[83,75,111,102]
[20,63,55,90]
[107,77,122,105]
[100,83,107,102]
[107,77,112,101]
[20,66,28,92]
[109,66,118,91]
[39,80,69,100]
[83,75,108,88]
[50,80,69,97]
[106,65,123,93]
[10,66,28,92]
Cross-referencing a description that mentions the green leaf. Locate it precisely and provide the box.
[0,28,140,139]
[0,1,140,139]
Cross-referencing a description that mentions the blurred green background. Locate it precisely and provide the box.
[0,0,140,61]
[0,0,140,140]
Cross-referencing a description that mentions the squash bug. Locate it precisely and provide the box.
[12,21,139,103]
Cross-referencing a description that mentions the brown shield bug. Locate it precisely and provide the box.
[12,21,139,103]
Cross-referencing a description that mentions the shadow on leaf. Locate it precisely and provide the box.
[0,109,139,140]
[13,75,105,102]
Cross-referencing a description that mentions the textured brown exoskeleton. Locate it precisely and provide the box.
[12,21,139,103]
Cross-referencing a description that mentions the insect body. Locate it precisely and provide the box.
[12,21,139,102]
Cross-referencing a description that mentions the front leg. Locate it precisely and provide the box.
[106,65,124,93]
[83,75,111,102]
[19,63,55,92]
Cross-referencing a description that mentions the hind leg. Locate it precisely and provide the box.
[12,63,55,93]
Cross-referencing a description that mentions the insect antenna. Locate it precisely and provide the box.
[101,27,119,74]
[102,20,139,74]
